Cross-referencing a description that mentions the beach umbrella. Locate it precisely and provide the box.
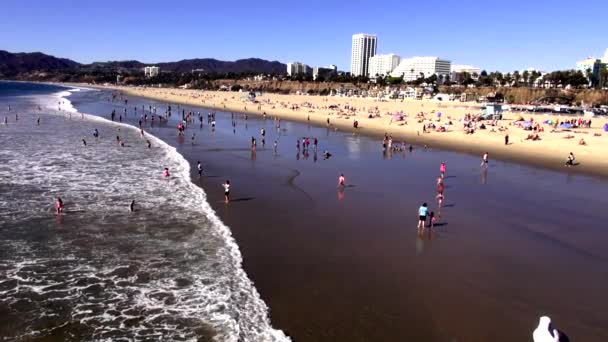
[522,121,533,128]
[604,123,608,132]
[559,123,572,129]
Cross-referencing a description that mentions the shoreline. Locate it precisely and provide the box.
[66,86,608,342]
[96,85,608,179]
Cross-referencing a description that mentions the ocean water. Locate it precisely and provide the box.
[0,82,289,341]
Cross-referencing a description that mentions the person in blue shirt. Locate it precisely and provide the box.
[418,203,428,231]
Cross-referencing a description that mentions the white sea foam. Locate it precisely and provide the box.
[0,88,290,341]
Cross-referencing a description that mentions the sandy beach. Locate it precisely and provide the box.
[103,85,608,178]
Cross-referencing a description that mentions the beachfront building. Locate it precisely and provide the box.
[450,64,481,82]
[287,62,311,77]
[367,54,401,78]
[351,33,377,77]
[144,66,159,77]
[391,57,451,82]
[313,66,338,80]
[576,58,605,83]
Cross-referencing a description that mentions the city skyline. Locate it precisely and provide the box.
[1,0,607,72]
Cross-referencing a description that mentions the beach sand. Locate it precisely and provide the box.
[104,85,608,178]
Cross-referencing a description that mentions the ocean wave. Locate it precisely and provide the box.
[0,88,289,342]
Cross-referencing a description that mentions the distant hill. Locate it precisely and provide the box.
[0,50,286,76]
[156,58,286,74]
[0,50,80,76]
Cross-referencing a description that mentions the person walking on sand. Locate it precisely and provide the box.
[338,174,346,187]
[505,134,509,145]
[417,203,428,230]
[222,180,230,203]
[566,152,575,166]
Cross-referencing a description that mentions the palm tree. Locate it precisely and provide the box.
[522,70,529,86]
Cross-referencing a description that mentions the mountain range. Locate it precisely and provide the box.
[0,50,287,77]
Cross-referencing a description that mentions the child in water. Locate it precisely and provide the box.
[429,211,436,228]
[338,174,346,187]
[55,197,64,214]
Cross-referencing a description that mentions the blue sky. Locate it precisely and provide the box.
[1,0,606,72]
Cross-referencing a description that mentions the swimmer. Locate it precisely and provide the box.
[55,197,64,214]
[323,150,332,160]
[163,168,170,178]
[116,135,120,144]
[338,174,346,187]
[82,138,87,146]
[273,140,278,154]
[129,200,135,212]
[37,117,40,125]
[146,140,151,148]
[197,161,203,177]
[222,180,230,203]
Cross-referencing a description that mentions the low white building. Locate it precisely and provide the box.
[450,64,481,82]
[313,65,338,80]
[368,54,401,78]
[391,57,451,82]
[144,66,159,77]
[287,62,311,77]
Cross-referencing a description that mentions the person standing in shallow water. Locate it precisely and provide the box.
[338,174,346,187]
[417,203,428,231]
[197,161,203,178]
[222,180,230,203]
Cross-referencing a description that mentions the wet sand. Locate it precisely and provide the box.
[103,85,608,178]
[73,90,608,341]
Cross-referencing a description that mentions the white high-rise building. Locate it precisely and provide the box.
[603,48,608,63]
[368,54,401,78]
[144,66,159,77]
[351,34,377,77]
[391,57,451,81]
[287,62,311,76]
